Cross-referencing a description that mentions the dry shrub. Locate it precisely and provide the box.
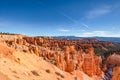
[74,76,77,80]
[46,69,50,73]
[55,72,64,78]
[57,77,60,80]
[14,75,20,79]
[31,70,40,76]
[12,70,17,74]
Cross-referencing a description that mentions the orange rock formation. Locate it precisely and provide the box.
[1,34,112,79]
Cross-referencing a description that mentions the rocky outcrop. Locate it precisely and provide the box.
[105,54,120,67]
[112,66,120,80]
[0,44,14,59]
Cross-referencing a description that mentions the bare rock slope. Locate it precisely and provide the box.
[0,44,92,80]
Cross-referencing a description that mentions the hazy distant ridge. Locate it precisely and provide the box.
[53,36,120,43]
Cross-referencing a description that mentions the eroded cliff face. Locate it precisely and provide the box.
[105,54,120,67]
[0,34,115,80]
[55,46,102,77]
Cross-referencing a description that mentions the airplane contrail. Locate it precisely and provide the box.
[58,11,77,23]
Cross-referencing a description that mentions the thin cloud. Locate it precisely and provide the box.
[58,29,70,32]
[58,11,77,23]
[86,5,111,19]
[82,23,89,28]
[77,31,120,37]
[83,31,106,36]
[57,11,89,29]
[81,30,86,32]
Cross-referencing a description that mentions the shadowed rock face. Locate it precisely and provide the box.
[103,67,113,80]
[102,65,120,80]
[101,54,120,80]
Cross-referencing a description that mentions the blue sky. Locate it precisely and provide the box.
[0,0,120,37]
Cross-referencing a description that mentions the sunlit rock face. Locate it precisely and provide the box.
[55,46,102,77]
[83,48,102,77]
[112,66,120,80]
